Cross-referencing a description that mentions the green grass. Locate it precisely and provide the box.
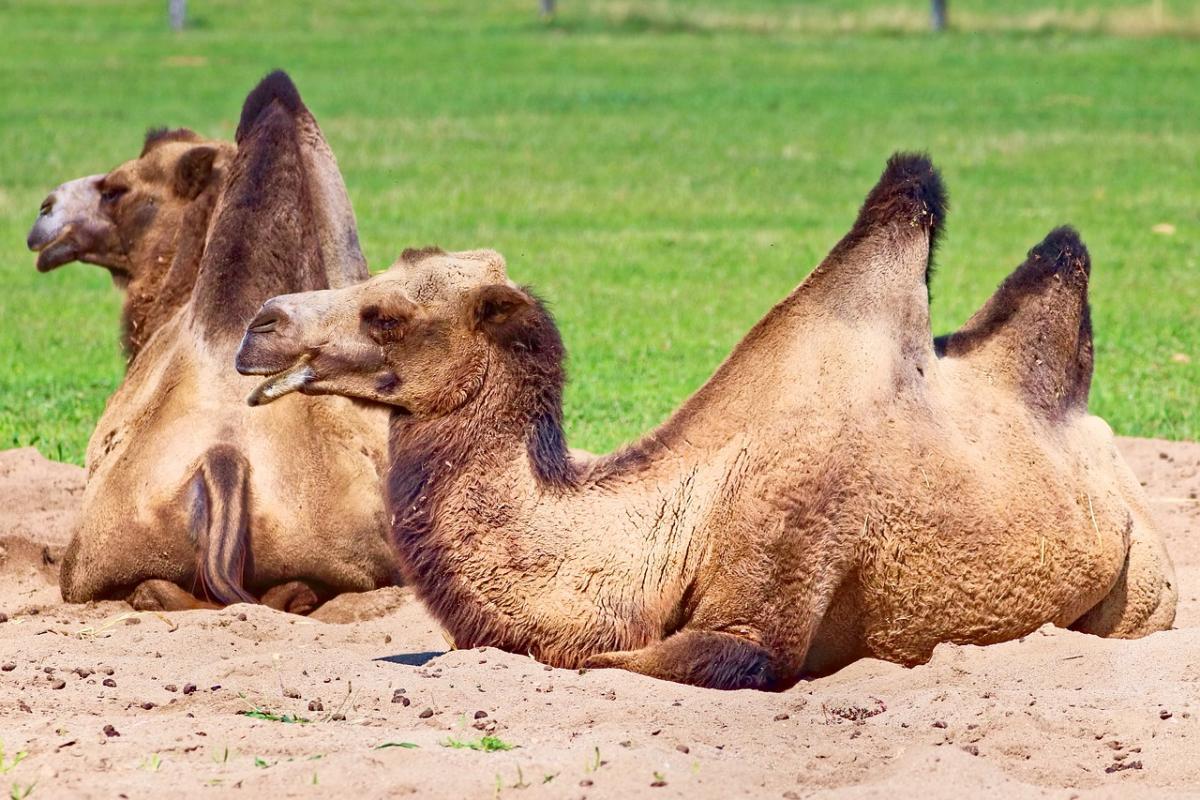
[0,1,1196,464]
[441,735,516,752]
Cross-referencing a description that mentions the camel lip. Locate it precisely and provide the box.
[33,236,79,272]
[245,355,315,407]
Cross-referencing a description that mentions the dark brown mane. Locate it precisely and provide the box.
[141,127,201,157]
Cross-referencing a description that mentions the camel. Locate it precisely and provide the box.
[62,71,395,614]
[236,154,1176,689]
[27,129,235,358]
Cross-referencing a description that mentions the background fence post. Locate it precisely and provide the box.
[931,0,947,31]
[169,0,186,31]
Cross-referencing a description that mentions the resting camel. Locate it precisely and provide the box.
[27,129,234,359]
[236,154,1176,689]
[61,71,395,614]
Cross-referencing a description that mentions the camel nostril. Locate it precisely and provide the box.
[249,313,280,334]
[39,196,55,217]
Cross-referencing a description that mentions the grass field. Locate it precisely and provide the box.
[1,0,1196,464]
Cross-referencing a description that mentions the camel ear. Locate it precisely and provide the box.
[468,284,534,340]
[173,145,219,200]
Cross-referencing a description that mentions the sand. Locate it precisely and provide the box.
[0,437,1197,799]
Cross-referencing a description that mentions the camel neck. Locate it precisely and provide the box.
[386,344,706,667]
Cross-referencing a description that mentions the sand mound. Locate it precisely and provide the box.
[0,438,1195,798]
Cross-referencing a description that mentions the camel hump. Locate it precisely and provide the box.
[940,226,1093,415]
[189,444,256,606]
[795,153,946,364]
[190,71,366,341]
[237,70,305,142]
[853,152,947,276]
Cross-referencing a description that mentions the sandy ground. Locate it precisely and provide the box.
[0,438,1197,799]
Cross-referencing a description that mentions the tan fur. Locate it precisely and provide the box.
[60,72,396,612]
[237,154,1175,688]
[27,131,235,358]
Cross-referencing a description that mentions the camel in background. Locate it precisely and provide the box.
[27,130,234,359]
[237,153,1175,689]
[61,71,395,614]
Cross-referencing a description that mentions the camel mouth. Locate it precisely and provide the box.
[245,355,315,407]
[29,230,79,272]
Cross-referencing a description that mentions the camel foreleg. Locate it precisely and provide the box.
[583,629,777,690]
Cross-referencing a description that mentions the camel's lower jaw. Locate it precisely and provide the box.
[33,238,79,272]
[246,357,314,406]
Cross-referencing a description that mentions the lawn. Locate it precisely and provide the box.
[0,0,1196,464]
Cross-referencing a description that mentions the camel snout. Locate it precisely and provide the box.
[236,301,311,377]
[247,307,284,334]
[27,193,60,252]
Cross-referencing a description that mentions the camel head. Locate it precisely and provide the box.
[235,246,527,411]
[27,128,233,283]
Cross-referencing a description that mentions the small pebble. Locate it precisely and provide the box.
[961,745,979,756]
[1160,710,1173,720]
[102,725,120,738]
[932,720,947,729]
[74,667,94,678]
[50,678,66,690]
[283,688,301,699]
[102,678,116,688]
[474,710,488,719]
[580,779,593,787]
[100,666,114,676]
[676,744,689,754]
[308,700,324,712]
[773,713,789,721]
[237,613,247,621]
[164,684,177,693]
[43,666,55,674]
[1,663,15,672]
[182,683,197,695]
[418,707,434,719]
[140,702,155,710]
[0,612,8,623]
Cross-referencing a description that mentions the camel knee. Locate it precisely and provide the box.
[260,581,321,616]
[1071,534,1176,638]
[584,630,779,691]
[129,579,219,612]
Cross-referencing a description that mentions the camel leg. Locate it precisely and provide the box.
[259,581,321,616]
[583,630,776,690]
[1070,518,1177,638]
[128,579,220,612]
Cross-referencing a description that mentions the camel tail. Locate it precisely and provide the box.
[189,445,256,606]
[939,226,1093,415]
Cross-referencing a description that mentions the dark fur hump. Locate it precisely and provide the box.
[858,152,948,286]
[236,70,304,142]
[400,246,448,264]
[141,127,201,156]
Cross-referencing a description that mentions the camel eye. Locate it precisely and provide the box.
[100,185,128,204]
[362,305,407,344]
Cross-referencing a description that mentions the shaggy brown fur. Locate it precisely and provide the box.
[237,154,1175,689]
[60,71,395,613]
[27,128,235,358]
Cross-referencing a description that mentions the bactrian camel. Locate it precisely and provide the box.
[236,154,1176,689]
[27,129,234,359]
[61,72,395,614]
